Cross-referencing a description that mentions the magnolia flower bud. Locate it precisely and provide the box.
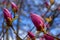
[45,2,50,9]
[44,34,54,40]
[3,8,12,26]
[28,32,35,40]
[3,8,12,19]
[11,2,18,13]
[28,32,35,38]
[30,13,44,31]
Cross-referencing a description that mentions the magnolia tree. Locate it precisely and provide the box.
[0,0,60,40]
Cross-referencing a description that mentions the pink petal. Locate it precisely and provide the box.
[3,8,12,20]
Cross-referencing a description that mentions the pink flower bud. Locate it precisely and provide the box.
[30,13,44,31]
[44,34,54,40]
[45,2,48,6]
[3,8,12,26]
[28,31,35,39]
[11,2,18,13]
[3,8,12,19]
[45,2,50,9]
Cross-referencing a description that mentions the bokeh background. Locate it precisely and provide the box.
[0,0,60,40]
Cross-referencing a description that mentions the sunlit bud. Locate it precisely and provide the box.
[11,2,18,13]
[45,17,52,23]
[50,0,54,5]
[30,13,44,31]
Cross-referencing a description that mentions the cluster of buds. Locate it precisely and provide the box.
[3,8,12,26]
[3,8,22,40]
[3,2,18,23]
[2,0,60,40]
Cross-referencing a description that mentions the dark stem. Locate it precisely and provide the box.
[6,30,9,40]
[11,25,22,40]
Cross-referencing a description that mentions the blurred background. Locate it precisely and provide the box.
[0,0,60,40]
